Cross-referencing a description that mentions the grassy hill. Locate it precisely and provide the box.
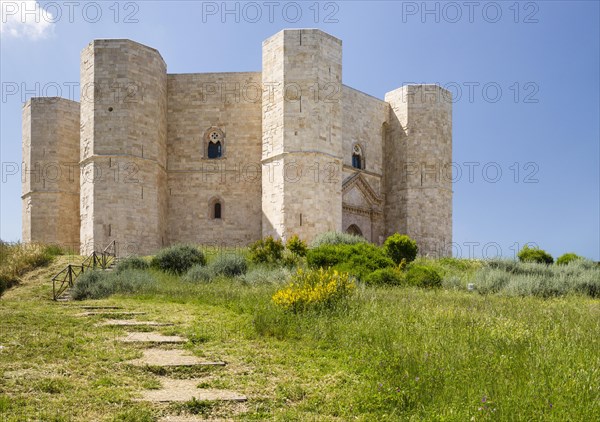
[0,242,599,421]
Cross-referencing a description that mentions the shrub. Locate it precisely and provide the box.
[517,245,553,264]
[383,233,418,265]
[71,271,111,300]
[151,245,206,274]
[405,265,442,288]
[309,231,366,248]
[183,265,214,283]
[281,250,302,269]
[238,266,291,285]
[286,235,308,257]
[411,257,482,285]
[249,236,284,264]
[210,253,248,277]
[272,268,355,312]
[116,256,149,273]
[556,253,583,266]
[307,243,394,280]
[364,267,405,286]
[72,269,156,300]
[470,266,511,294]
[471,259,600,298]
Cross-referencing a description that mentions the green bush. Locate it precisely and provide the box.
[71,271,112,300]
[116,256,149,273]
[72,269,156,300]
[517,245,553,264]
[238,266,291,285]
[471,266,511,294]
[249,236,284,264]
[281,250,302,269]
[210,253,248,277]
[286,235,308,257]
[411,257,482,285]
[472,259,600,298]
[556,253,583,266]
[151,245,206,275]
[183,265,214,283]
[307,243,394,281]
[405,265,442,288]
[309,231,366,248]
[364,267,405,286]
[383,233,418,264]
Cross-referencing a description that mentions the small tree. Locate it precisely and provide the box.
[286,234,308,257]
[249,236,285,264]
[556,253,583,266]
[383,233,418,265]
[517,245,553,264]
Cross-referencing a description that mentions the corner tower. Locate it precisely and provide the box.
[80,40,167,255]
[384,85,452,256]
[261,29,343,242]
[22,98,80,250]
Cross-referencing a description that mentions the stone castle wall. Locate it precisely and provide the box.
[22,30,453,257]
[22,98,80,251]
[166,72,262,247]
[341,86,389,243]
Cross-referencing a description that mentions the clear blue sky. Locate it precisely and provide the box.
[1,1,599,260]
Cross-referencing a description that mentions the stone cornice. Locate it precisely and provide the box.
[342,173,383,206]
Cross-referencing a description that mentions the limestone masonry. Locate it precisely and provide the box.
[22,29,453,256]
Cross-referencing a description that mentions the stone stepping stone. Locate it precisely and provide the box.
[128,348,225,367]
[137,378,246,403]
[79,306,123,310]
[75,311,147,317]
[97,319,173,327]
[118,332,186,344]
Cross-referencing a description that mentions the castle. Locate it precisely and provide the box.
[22,29,453,256]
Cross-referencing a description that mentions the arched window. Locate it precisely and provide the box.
[209,197,223,220]
[352,144,364,170]
[205,128,224,159]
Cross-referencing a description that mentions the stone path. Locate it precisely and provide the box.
[128,348,226,367]
[76,311,147,317]
[158,417,204,422]
[119,332,186,344]
[79,305,123,310]
[73,304,247,419]
[97,319,173,327]
[137,378,246,403]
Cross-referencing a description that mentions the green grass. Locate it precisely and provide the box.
[0,252,599,420]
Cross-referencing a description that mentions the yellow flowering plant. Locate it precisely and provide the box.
[272,267,355,312]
